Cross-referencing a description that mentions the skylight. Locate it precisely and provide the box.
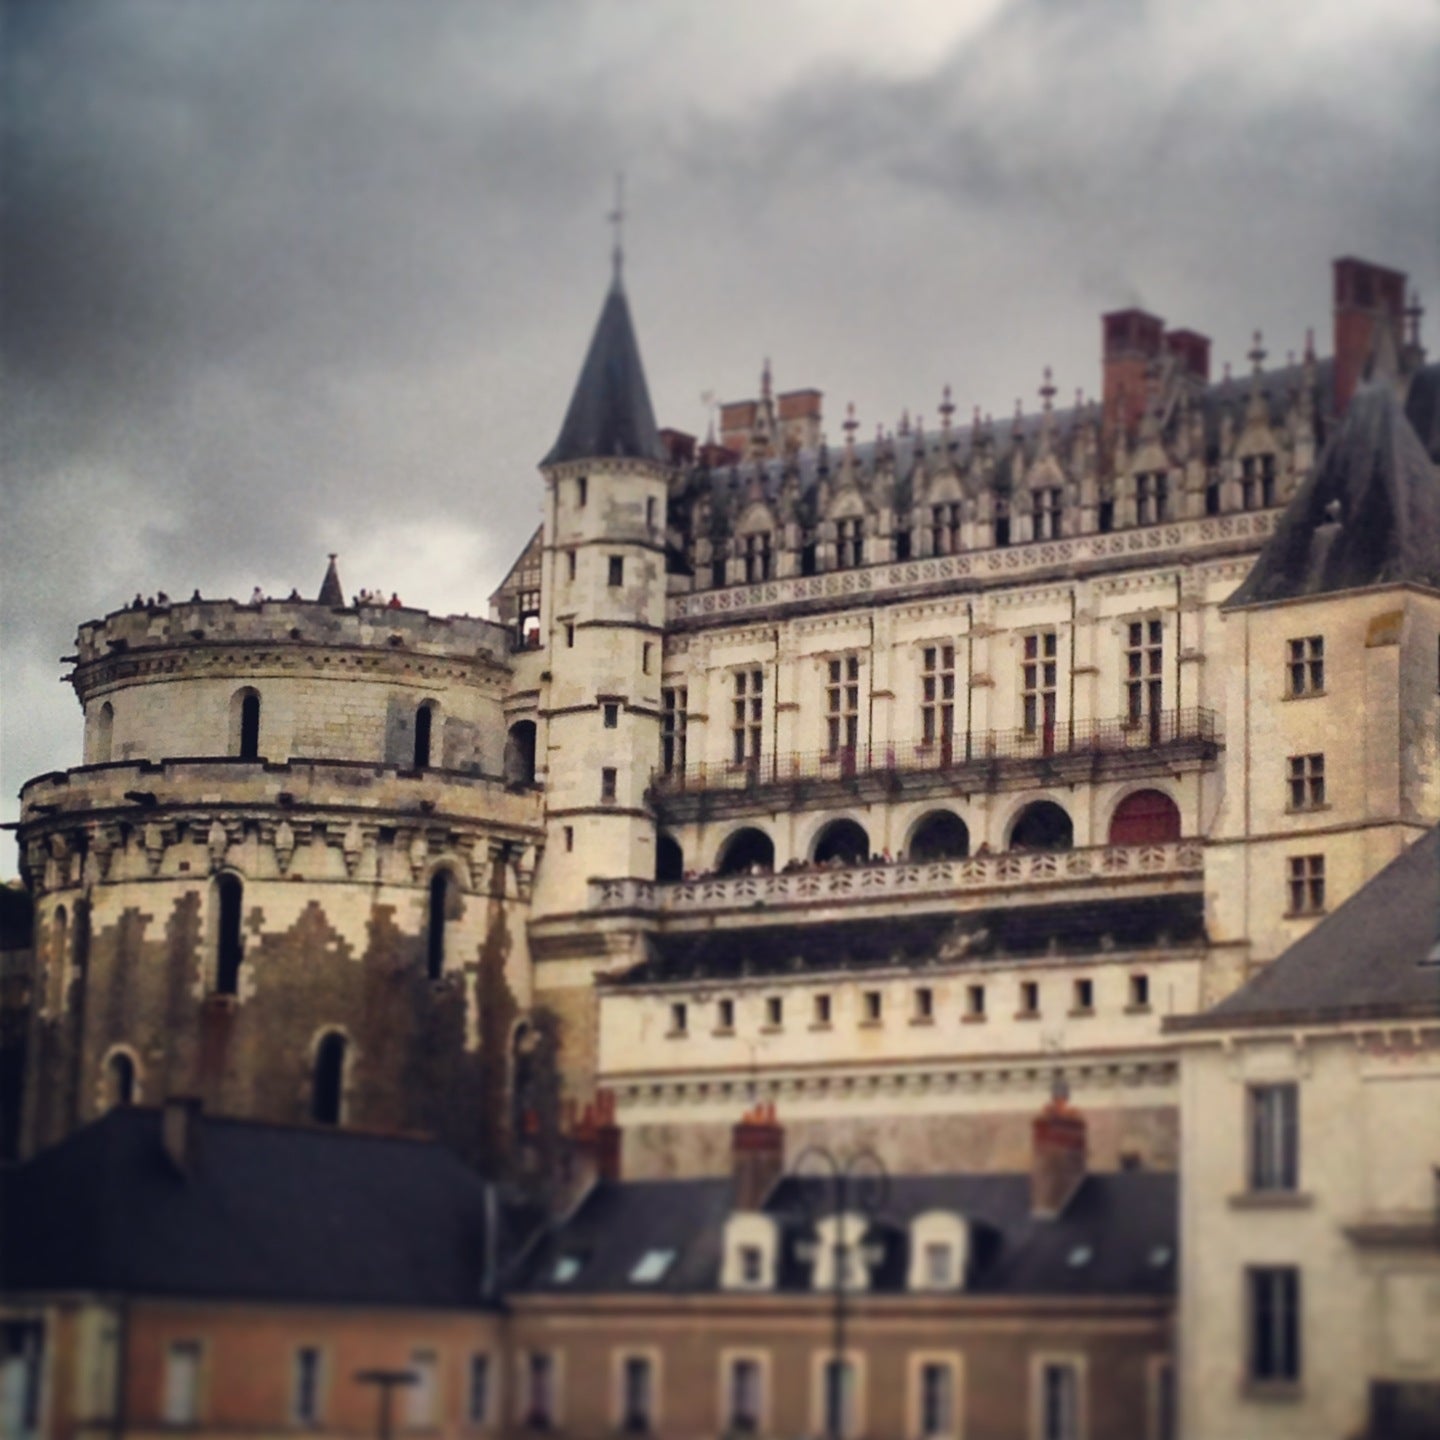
[552,1256,581,1284]
[1066,1244,1094,1268]
[629,1248,676,1284]
[1148,1245,1173,1268]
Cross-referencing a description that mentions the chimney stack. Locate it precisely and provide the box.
[1332,256,1408,415]
[557,1088,621,1213]
[1101,308,1165,439]
[161,1095,204,1175]
[731,1101,784,1211]
[1031,1093,1087,1218]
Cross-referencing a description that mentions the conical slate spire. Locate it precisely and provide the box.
[318,553,344,606]
[541,272,664,468]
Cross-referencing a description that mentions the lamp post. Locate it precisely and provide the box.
[791,1146,888,1440]
[354,1368,418,1440]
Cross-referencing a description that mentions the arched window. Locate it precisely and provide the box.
[908,811,970,862]
[1108,789,1181,845]
[53,905,69,970]
[215,874,244,995]
[716,828,775,877]
[1008,801,1074,852]
[427,871,450,980]
[311,1032,347,1125]
[108,1052,136,1107]
[95,702,114,763]
[656,834,684,883]
[812,818,870,866]
[230,688,262,760]
[414,701,436,769]
[505,721,538,786]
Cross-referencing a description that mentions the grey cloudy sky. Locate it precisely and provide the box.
[3,0,1438,867]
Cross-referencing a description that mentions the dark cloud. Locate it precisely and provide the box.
[4,0,1438,866]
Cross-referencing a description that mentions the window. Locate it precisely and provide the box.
[413,703,435,768]
[862,990,882,1023]
[311,1032,346,1125]
[742,531,772,582]
[527,1353,555,1429]
[1287,754,1325,809]
[1072,978,1094,1013]
[1248,1083,1298,1192]
[1241,453,1276,510]
[919,1361,954,1438]
[712,556,728,589]
[661,688,688,775]
[608,556,624,587]
[404,1351,438,1428]
[215,874,244,996]
[1125,619,1164,736]
[577,476,588,507]
[1248,1267,1301,1382]
[1287,855,1325,914]
[646,496,657,530]
[740,1246,763,1284]
[1019,981,1039,1017]
[924,1243,953,1288]
[293,1346,323,1425]
[629,1250,676,1284]
[994,496,1011,547]
[765,996,783,1028]
[601,768,618,803]
[163,1341,203,1425]
[965,984,986,1019]
[604,702,619,729]
[836,516,865,569]
[642,643,652,674]
[1097,497,1114,533]
[1205,471,1222,516]
[825,656,860,757]
[567,551,577,582]
[621,1356,653,1432]
[235,689,261,760]
[95,701,114,762]
[563,825,574,853]
[564,622,575,648]
[1135,470,1168,524]
[468,1354,491,1426]
[427,871,449,980]
[930,502,962,555]
[1151,1359,1175,1440]
[670,1002,688,1036]
[1287,637,1324,696]
[108,1052,137,1106]
[1022,632,1058,738]
[920,645,956,750]
[823,1359,856,1440]
[1129,973,1150,1010]
[717,998,735,1031]
[1039,1361,1080,1440]
[729,1358,762,1433]
[1032,487,1063,540]
[518,591,541,648]
[732,669,764,767]
[813,993,832,1026]
[914,987,934,1021]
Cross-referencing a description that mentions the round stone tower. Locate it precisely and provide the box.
[16,565,544,1166]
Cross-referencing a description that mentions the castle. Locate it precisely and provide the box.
[12,248,1440,1186]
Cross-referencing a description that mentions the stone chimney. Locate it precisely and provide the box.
[1101,307,1165,439]
[1031,1093,1087,1218]
[161,1095,204,1175]
[732,1100,784,1211]
[1333,256,1408,415]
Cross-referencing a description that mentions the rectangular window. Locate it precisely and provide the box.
[1129,973,1150,1010]
[825,656,861,757]
[1241,453,1277,510]
[566,551,577,581]
[405,1351,438,1428]
[1287,753,1325,809]
[293,1346,323,1425]
[563,825,574,853]
[564,622,575,648]
[729,1358,762,1433]
[920,645,956,750]
[1040,1361,1081,1440]
[732,669,764,767]
[1022,632,1058,739]
[1248,1083,1299,1192]
[836,517,865,569]
[661,687,688,775]
[965,983,986,1019]
[527,1353,555,1430]
[1248,1267,1301,1382]
[576,476,587,507]
[1287,636,1324,696]
[765,996,783,1028]
[914,986,934,1021]
[1287,855,1325,914]
[924,1244,953,1289]
[823,1359,856,1440]
[742,531,773,583]
[1097,497,1114,533]
[930,503,962,555]
[646,496,657,530]
[642,642,652,674]
[621,1356,652,1433]
[1151,1359,1175,1440]
[1032,486,1063,540]
[1135,470,1168,525]
[163,1341,203,1425]
[919,1361,954,1437]
[670,1002,688,1036]
[468,1354,491,1426]
[1019,981,1040,1016]
[813,993,832,1026]
[1125,619,1164,735]
[601,767,617,803]
[1072,978,1094,1013]
[717,997,735,1032]
[608,556,624,587]
[603,702,619,729]
[740,1246,763,1285]
[862,990,882,1023]
[994,497,1011,547]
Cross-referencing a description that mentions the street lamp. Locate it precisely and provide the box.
[790,1146,888,1440]
[354,1368,418,1440]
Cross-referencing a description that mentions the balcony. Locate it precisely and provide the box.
[590,838,1205,919]
[651,708,1220,822]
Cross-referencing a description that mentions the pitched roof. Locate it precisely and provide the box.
[317,553,344,606]
[0,1106,503,1308]
[1224,378,1440,608]
[1172,826,1440,1031]
[542,272,664,468]
[511,1171,1176,1299]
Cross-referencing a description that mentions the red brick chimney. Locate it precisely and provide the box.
[1031,1093,1087,1218]
[1102,308,1165,438]
[1333,256,1408,415]
[732,1101,784,1211]
[1164,328,1211,384]
[558,1089,621,1211]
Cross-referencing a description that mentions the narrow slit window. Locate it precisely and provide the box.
[427,871,450,980]
[216,875,244,996]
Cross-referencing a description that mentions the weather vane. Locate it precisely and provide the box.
[608,172,625,278]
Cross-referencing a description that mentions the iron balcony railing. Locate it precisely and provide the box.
[652,706,1219,796]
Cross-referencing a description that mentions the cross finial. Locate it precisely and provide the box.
[608,173,626,280]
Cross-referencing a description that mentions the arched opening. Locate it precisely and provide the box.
[215,874,244,995]
[107,1052,136,1107]
[1108,789,1182,845]
[53,905,68,970]
[656,833,684,883]
[813,818,871,866]
[1008,801,1074,852]
[414,701,436,769]
[95,702,114,763]
[230,688,262,760]
[505,720,538,786]
[311,1032,346,1125]
[908,810,970,862]
[427,871,451,980]
[716,827,775,877]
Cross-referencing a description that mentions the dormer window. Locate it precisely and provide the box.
[740,1245,763,1284]
[742,531,773,583]
[836,517,865,569]
[808,1214,880,1294]
[1241,453,1276,510]
[1135,471,1168,525]
[924,1242,953,1287]
[908,1211,969,1292]
[722,1213,779,1290]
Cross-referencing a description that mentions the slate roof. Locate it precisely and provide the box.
[1405,359,1440,463]
[542,271,664,468]
[1172,826,1440,1031]
[512,1171,1176,1299]
[1224,377,1440,607]
[317,554,344,606]
[0,1106,506,1308]
[613,894,1206,986]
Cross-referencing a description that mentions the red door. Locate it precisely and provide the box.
[1108,789,1181,845]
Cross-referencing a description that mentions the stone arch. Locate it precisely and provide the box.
[94,701,114,763]
[716,827,775,876]
[229,686,262,760]
[812,817,871,866]
[655,833,684,883]
[413,699,439,769]
[310,1029,348,1125]
[425,865,467,980]
[505,720,538,786]
[1007,800,1074,852]
[1108,788,1181,845]
[907,809,970,861]
[214,872,245,995]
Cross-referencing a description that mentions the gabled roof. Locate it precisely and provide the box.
[1172,827,1440,1031]
[1224,378,1440,608]
[542,272,664,468]
[0,1106,504,1308]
